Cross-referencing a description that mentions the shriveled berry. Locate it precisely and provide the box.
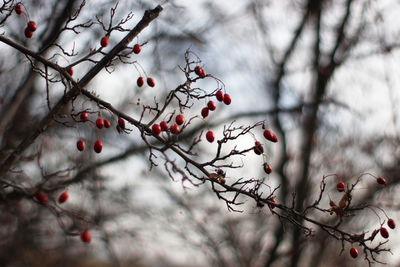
[35,191,48,204]
[137,76,144,87]
[58,192,69,204]
[263,130,278,143]
[96,118,104,129]
[80,230,91,243]
[268,198,276,209]
[117,118,125,129]
[27,21,37,32]
[104,119,111,128]
[77,139,85,151]
[206,130,215,143]
[160,121,168,131]
[67,67,73,76]
[377,177,386,185]
[223,93,231,105]
[147,77,155,87]
[24,27,33,38]
[350,248,358,258]
[100,36,109,47]
[133,44,141,54]
[176,114,185,125]
[388,218,396,229]
[201,107,209,118]
[263,163,272,174]
[170,123,180,134]
[15,3,22,15]
[380,227,389,238]
[336,181,345,192]
[216,90,224,102]
[207,101,216,111]
[94,139,103,153]
[80,112,89,121]
[254,141,264,155]
[152,124,161,135]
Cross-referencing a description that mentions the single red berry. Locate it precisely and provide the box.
[80,230,91,243]
[380,227,389,238]
[336,181,345,192]
[377,177,386,185]
[94,139,103,153]
[137,76,144,87]
[160,121,169,131]
[15,3,22,15]
[198,68,206,78]
[100,36,109,47]
[104,119,111,128]
[268,198,276,209]
[77,139,85,151]
[96,118,104,129]
[263,163,272,174]
[80,112,89,121]
[152,124,162,135]
[27,21,37,32]
[223,94,232,105]
[170,123,180,134]
[118,117,125,129]
[206,130,215,143]
[175,114,185,125]
[35,191,48,204]
[147,77,155,87]
[207,101,216,111]
[58,191,69,204]
[254,141,264,155]
[194,66,202,76]
[24,27,33,38]
[388,218,396,229]
[133,43,141,54]
[201,107,209,118]
[350,248,358,258]
[67,67,73,76]
[216,90,224,102]
[263,130,278,143]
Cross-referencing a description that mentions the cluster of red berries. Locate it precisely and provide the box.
[15,4,37,39]
[151,114,185,136]
[137,76,155,87]
[35,191,69,205]
[194,66,206,78]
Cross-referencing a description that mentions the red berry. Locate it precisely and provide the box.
[27,21,37,32]
[388,218,396,229]
[77,139,85,151]
[80,112,89,121]
[170,123,180,134]
[206,130,215,143]
[160,121,169,131]
[198,68,206,78]
[96,118,104,129]
[104,119,111,128]
[207,101,216,111]
[194,66,202,76]
[67,67,73,76]
[94,139,103,153]
[268,198,276,209]
[336,181,345,192]
[201,107,209,118]
[100,36,109,47]
[15,3,22,15]
[80,230,91,243]
[147,77,155,87]
[350,248,358,258]
[254,141,264,155]
[263,130,278,143]
[176,114,185,125]
[118,117,125,129]
[377,177,386,185]
[380,227,389,239]
[137,76,144,87]
[133,44,141,54]
[152,124,162,135]
[223,94,232,105]
[216,90,224,102]
[58,192,69,204]
[24,27,33,38]
[35,191,48,204]
[263,163,272,174]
